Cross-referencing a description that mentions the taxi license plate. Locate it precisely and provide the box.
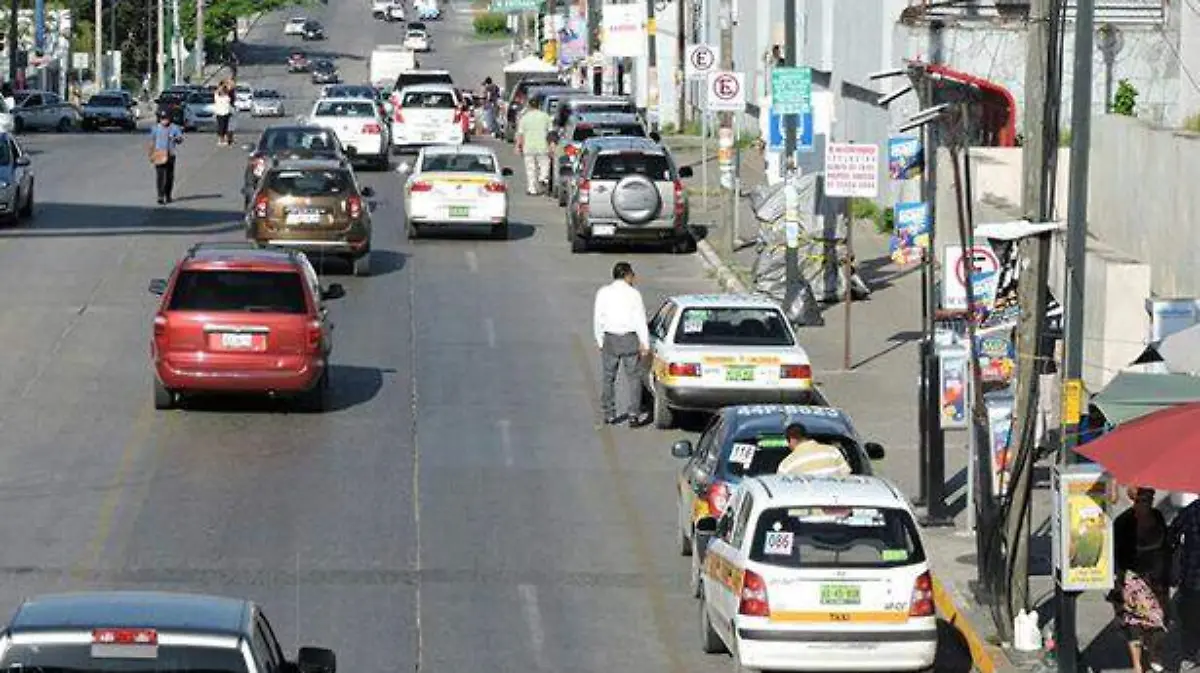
[448,205,470,218]
[820,584,861,606]
[286,212,322,225]
[726,365,755,382]
[592,224,616,237]
[211,332,263,351]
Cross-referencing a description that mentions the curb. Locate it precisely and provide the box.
[932,574,1019,673]
[695,238,749,294]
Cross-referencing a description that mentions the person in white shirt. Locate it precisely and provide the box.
[593,262,650,426]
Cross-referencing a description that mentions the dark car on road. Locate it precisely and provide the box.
[241,125,350,207]
[0,591,341,673]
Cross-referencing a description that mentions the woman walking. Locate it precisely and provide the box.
[1112,486,1172,673]
[148,111,183,204]
[214,82,234,146]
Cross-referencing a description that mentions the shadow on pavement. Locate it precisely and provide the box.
[0,203,244,238]
[177,364,391,414]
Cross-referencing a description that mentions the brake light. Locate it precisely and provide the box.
[705,481,731,514]
[781,364,811,379]
[410,180,433,192]
[673,179,685,217]
[251,156,267,177]
[347,195,362,218]
[565,144,579,157]
[93,629,158,645]
[253,194,269,218]
[577,179,590,204]
[362,122,381,134]
[484,181,506,193]
[738,569,770,617]
[307,320,323,353]
[909,571,935,617]
[668,362,701,377]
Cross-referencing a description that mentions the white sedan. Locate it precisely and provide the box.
[305,97,391,170]
[400,145,512,240]
[403,29,430,52]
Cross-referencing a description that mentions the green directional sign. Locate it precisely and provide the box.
[771,66,812,115]
[490,0,543,13]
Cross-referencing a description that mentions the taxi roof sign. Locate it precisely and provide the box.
[91,629,158,659]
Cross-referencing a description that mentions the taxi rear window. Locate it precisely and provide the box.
[719,434,863,478]
[750,506,925,569]
[674,307,793,346]
[0,643,249,673]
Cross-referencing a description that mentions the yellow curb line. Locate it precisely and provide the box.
[932,575,1004,673]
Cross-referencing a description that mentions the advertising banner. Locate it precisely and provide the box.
[1052,465,1115,592]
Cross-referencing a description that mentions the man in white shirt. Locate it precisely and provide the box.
[593,262,650,426]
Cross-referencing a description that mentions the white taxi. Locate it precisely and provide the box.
[391,84,464,150]
[403,28,431,52]
[645,294,816,429]
[401,144,512,240]
[696,474,938,672]
[305,97,391,170]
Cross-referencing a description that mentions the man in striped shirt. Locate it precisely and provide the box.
[777,423,852,477]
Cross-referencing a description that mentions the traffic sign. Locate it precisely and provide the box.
[684,44,716,80]
[767,109,812,152]
[824,142,879,198]
[943,243,1001,311]
[770,66,811,114]
[705,71,745,112]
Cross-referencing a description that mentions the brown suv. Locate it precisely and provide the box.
[246,158,376,276]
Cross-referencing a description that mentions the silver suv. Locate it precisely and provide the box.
[565,136,694,253]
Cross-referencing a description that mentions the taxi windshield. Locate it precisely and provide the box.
[0,643,249,673]
[749,506,925,569]
[674,307,793,346]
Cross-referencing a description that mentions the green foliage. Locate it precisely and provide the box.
[474,12,508,35]
[1112,79,1138,117]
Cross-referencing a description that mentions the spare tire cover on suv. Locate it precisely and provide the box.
[610,174,662,225]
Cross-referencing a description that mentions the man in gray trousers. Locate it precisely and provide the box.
[593,262,651,427]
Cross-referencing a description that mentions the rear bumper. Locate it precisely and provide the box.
[661,385,816,411]
[735,628,937,672]
[156,357,325,394]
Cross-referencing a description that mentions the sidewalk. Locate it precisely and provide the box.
[663,133,1164,672]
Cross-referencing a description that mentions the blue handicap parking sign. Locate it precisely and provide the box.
[768,111,813,152]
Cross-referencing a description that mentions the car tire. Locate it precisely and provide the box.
[491,220,509,240]
[405,218,420,239]
[153,379,175,410]
[352,252,372,277]
[699,600,727,654]
[651,381,674,429]
[56,117,72,132]
[18,183,33,218]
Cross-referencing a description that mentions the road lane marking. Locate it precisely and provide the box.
[571,336,688,673]
[497,418,512,467]
[518,583,548,671]
[484,317,496,348]
[465,249,478,273]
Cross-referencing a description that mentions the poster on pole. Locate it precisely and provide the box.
[824,143,879,198]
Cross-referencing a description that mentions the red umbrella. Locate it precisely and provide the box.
[1077,400,1200,492]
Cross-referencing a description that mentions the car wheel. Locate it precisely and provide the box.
[352,252,371,277]
[56,117,72,132]
[18,183,33,218]
[153,378,175,410]
[699,599,727,654]
[491,220,509,240]
[651,381,674,429]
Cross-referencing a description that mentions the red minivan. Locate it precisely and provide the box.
[148,243,344,411]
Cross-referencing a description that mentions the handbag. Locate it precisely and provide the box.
[150,149,169,165]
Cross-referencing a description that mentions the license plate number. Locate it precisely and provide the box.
[726,366,755,382]
[592,224,616,236]
[820,584,861,606]
[219,333,256,350]
[286,212,322,225]
[449,205,470,217]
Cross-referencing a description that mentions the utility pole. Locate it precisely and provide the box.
[1058,2,1094,670]
[645,0,657,131]
[7,0,19,83]
[674,0,684,130]
[157,0,165,91]
[1003,0,1060,638]
[194,0,204,80]
[94,0,103,87]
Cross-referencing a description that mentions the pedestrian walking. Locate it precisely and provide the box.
[514,96,552,196]
[214,82,234,146]
[1112,486,1171,673]
[776,423,853,476]
[1169,493,1200,669]
[148,111,183,204]
[593,262,650,427]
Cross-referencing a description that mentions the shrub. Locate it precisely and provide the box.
[473,12,507,36]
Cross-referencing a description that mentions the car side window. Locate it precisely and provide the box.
[730,493,754,549]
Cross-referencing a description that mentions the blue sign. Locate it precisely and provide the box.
[767,111,813,152]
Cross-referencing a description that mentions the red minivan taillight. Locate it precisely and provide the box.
[347,195,363,218]
[253,194,269,218]
[738,569,770,617]
[909,571,935,617]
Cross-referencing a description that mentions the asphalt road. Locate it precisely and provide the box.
[0,1,971,671]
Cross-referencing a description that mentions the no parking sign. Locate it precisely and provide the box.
[942,243,1001,311]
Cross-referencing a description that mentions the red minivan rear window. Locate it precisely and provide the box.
[168,270,308,314]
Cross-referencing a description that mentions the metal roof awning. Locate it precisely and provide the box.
[1091,371,1200,426]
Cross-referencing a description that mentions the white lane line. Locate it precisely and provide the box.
[518,583,548,671]
[484,317,496,348]
[465,249,479,273]
[497,418,513,467]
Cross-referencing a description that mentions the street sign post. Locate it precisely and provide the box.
[684,43,716,80]
[824,142,880,198]
[770,66,812,114]
[705,71,745,112]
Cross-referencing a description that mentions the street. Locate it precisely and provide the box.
[0,1,972,671]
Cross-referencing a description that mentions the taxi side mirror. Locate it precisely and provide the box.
[671,440,693,458]
[864,441,885,460]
